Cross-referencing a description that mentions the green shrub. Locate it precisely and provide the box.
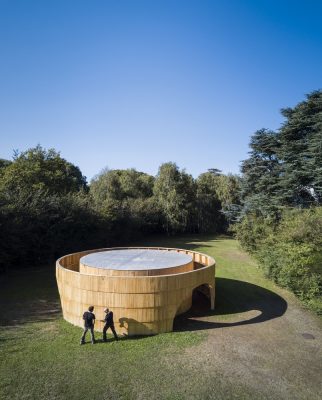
[236,208,322,313]
[234,213,276,253]
[0,190,114,271]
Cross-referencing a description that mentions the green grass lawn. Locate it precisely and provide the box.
[1,235,321,400]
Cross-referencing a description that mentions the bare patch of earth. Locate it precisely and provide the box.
[176,295,322,400]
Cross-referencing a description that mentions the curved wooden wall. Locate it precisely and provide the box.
[56,247,215,336]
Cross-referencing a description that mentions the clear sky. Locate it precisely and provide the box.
[0,0,321,181]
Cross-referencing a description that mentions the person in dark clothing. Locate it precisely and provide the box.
[80,305,96,344]
[102,308,118,341]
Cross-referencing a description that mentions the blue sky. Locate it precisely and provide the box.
[0,0,321,181]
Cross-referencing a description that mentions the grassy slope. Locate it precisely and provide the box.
[0,235,321,400]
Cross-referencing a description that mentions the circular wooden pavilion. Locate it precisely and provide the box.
[56,247,215,335]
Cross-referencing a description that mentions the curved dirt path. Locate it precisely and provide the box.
[172,238,322,400]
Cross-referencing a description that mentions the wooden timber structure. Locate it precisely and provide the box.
[56,247,215,336]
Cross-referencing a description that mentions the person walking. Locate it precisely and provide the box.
[80,305,96,344]
[102,308,118,341]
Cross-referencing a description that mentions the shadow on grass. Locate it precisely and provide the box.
[174,278,288,331]
[0,267,61,327]
[0,300,61,327]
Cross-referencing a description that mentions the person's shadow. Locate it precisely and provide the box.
[119,317,155,336]
[174,277,288,331]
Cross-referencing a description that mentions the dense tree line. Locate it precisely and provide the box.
[0,145,239,272]
[236,90,322,313]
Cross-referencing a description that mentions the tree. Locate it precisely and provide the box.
[240,129,282,217]
[90,168,154,203]
[240,90,322,217]
[0,146,97,271]
[154,162,196,234]
[90,168,158,237]
[0,189,107,271]
[213,173,241,223]
[0,145,87,196]
[195,172,223,232]
[0,159,12,171]
[207,168,222,176]
[278,90,322,205]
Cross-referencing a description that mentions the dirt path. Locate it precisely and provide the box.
[175,282,322,399]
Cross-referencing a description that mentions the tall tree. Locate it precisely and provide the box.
[91,168,154,202]
[196,172,223,232]
[278,90,322,205]
[90,168,158,235]
[0,145,87,195]
[240,128,282,217]
[240,90,322,217]
[213,173,241,223]
[154,162,196,234]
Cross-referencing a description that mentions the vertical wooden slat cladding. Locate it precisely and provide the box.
[56,247,215,335]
